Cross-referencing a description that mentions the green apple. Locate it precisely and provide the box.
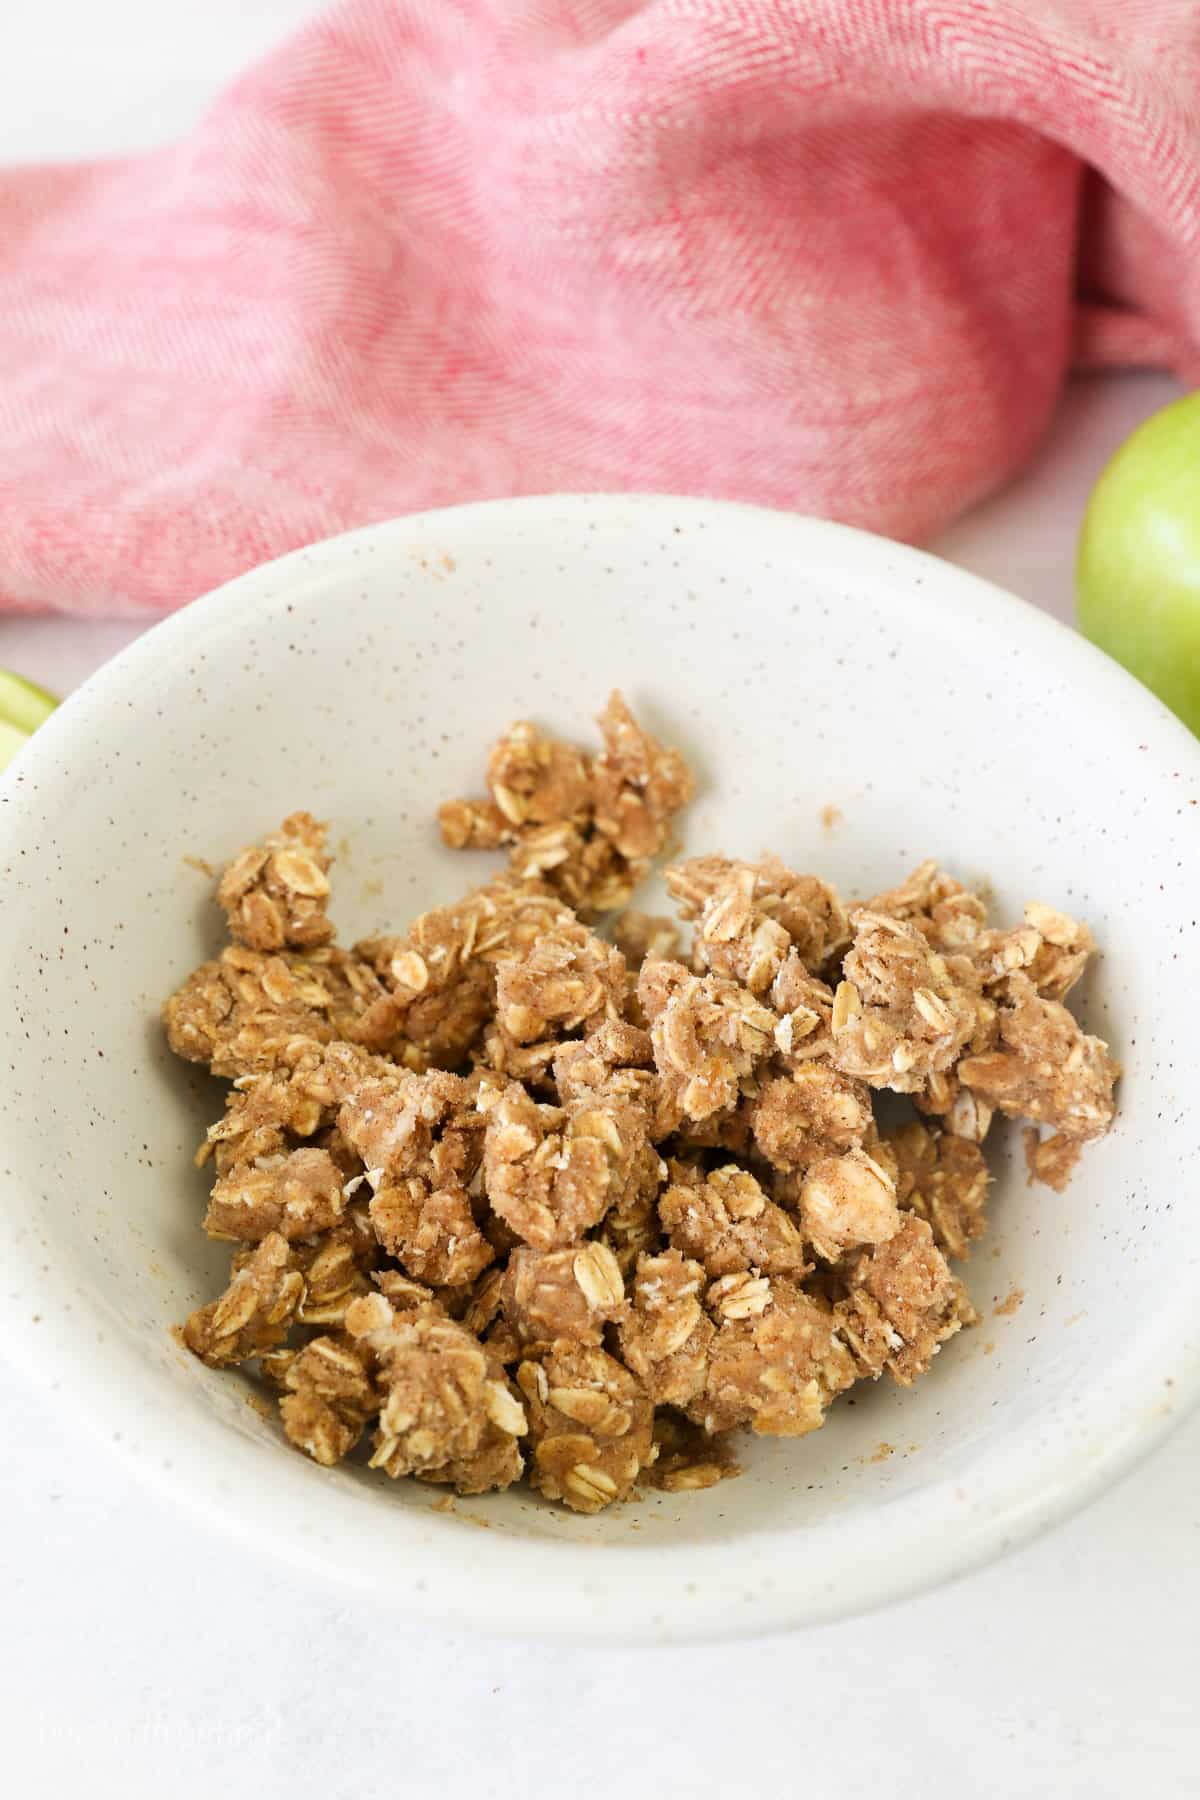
[1077,393,1200,736]
[0,667,59,772]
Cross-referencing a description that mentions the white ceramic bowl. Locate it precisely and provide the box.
[2,496,1198,1644]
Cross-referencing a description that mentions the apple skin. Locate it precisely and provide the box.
[0,670,58,773]
[1076,392,1200,737]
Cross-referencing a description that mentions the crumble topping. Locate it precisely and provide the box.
[167,711,1118,1515]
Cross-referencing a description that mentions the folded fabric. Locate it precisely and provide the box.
[1,0,1197,616]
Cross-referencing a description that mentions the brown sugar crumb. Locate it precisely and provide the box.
[278,1333,378,1466]
[867,860,988,954]
[668,1098,757,1160]
[669,861,790,994]
[617,1249,714,1408]
[666,854,849,981]
[958,973,1118,1152]
[164,944,395,1079]
[836,1217,976,1386]
[486,718,592,834]
[765,956,837,1063]
[348,1292,526,1494]
[831,911,983,1094]
[750,1063,871,1172]
[1023,1127,1084,1192]
[199,1041,379,1172]
[337,1066,481,1183]
[501,1242,628,1349]
[559,1027,657,1119]
[373,1269,442,1314]
[888,1120,991,1260]
[355,875,576,1066]
[182,1234,306,1367]
[165,712,1121,1517]
[596,1141,667,1275]
[913,1070,996,1145]
[294,1209,377,1326]
[640,961,776,1125]
[418,1426,525,1499]
[795,1148,901,1263]
[371,1176,494,1287]
[438,795,523,852]
[218,811,334,953]
[591,692,692,868]
[439,693,691,918]
[820,805,842,834]
[336,1067,493,1286]
[974,902,1095,1003]
[481,1080,641,1250]
[508,826,633,918]
[695,1276,857,1437]
[518,1343,655,1513]
[659,1162,810,1279]
[994,1286,1025,1318]
[553,1018,655,1093]
[203,1146,347,1244]
[492,920,626,1047]
[643,1411,741,1491]
[476,1018,561,1091]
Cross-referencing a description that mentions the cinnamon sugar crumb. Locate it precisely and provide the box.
[164,707,1120,1518]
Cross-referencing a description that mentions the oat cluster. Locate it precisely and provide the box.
[168,698,1119,1514]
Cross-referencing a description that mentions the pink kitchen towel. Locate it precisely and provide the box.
[1,0,1199,617]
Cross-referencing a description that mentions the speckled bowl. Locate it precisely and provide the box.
[2,496,1197,1644]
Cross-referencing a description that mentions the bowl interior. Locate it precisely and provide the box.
[2,495,1196,1640]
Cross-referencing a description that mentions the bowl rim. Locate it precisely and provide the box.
[3,492,1199,1645]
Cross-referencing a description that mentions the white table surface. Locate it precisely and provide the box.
[1,11,1197,1797]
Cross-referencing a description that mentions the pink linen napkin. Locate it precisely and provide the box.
[1,0,1198,617]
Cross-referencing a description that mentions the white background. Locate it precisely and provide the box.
[1,8,1196,1797]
